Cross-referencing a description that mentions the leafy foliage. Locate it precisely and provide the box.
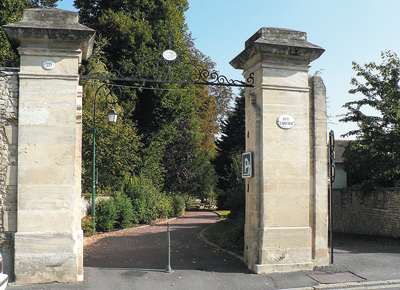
[119,174,184,224]
[155,193,174,220]
[30,0,58,7]
[341,51,400,189]
[81,38,142,193]
[0,0,25,67]
[81,216,95,235]
[224,154,245,219]
[213,91,245,208]
[121,174,159,224]
[172,194,185,217]
[95,197,118,232]
[91,182,184,232]
[113,192,135,228]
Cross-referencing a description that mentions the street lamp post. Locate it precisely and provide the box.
[92,84,119,231]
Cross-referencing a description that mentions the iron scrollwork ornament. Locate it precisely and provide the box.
[79,37,254,87]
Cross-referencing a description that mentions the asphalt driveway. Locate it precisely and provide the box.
[84,210,248,272]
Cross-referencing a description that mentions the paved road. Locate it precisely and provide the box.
[8,211,400,289]
[332,234,400,282]
[84,210,247,272]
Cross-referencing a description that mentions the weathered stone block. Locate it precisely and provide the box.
[4,125,17,145]
[5,165,17,186]
[3,211,17,232]
[14,231,84,283]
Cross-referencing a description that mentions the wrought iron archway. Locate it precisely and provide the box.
[79,48,254,87]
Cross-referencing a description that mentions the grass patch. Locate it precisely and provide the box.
[204,211,244,256]
[215,210,230,219]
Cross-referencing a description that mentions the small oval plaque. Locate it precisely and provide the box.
[162,50,177,61]
[277,115,296,129]
[42,61,55,70]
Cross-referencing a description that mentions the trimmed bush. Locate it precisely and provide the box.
[121,174,159,224]
[114,192,135,228]
[156,192,174,219]
[95,197,118,232]
[172,194,185,217]
[120,174,186,225]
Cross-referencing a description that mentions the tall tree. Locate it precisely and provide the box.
[213,90,245,208]
[75,0,227,197]
[212,92,246,254]
[162,118,199,194]
[341,51,400,189]
[81,38,142,193]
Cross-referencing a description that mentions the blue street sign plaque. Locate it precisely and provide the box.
[242,152,252,178]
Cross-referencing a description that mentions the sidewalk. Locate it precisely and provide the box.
[8,211,400,290]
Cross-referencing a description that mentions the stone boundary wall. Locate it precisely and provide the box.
[333,188,400,238]
[0,67,19,277]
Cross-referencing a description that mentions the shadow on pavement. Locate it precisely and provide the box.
[334,233,400,254]
[84,211,249,274]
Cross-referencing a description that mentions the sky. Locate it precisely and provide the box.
[56,0,400,140]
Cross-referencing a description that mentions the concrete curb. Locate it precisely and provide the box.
[84,215,180,246]
[282,279,400,290]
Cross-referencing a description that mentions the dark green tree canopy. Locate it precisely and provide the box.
[213,90,245,208]
[75,0,189,69]
[340,51,400,189]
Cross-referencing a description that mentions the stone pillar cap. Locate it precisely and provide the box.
[230,27,325,69]
[2,8,96,60]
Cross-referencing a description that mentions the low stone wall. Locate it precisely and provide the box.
[333,188,400,238]
[0,68,19,278]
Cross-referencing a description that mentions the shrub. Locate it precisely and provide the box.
[156,192,174,219]
[121,174,159,224]
[81,216,95,236]
[172,194,185,217]
[114,192,135,228]
[121,174,186,224]
[95,197,118,232]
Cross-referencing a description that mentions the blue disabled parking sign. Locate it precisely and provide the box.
[242,152,252,178]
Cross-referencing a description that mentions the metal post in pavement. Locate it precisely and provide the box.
[166,222,173,273]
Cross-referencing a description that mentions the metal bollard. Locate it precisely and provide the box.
[166,222,173,273]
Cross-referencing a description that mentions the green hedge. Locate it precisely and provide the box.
[95,198,118,232]
[114,192,135,228]
[87,174,186,234]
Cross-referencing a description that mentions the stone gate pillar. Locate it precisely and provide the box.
[3,9,95,283]
[230,28,329,273]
